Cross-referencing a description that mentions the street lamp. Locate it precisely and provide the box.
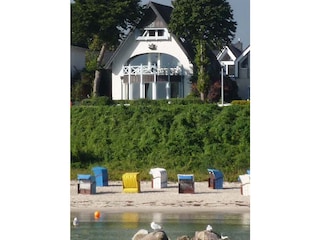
[221,63,225,106]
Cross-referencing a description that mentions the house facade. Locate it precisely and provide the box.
[216,42,250,100]
[71,45,87,77]
[105,2,193,100]
[234,45,250,100]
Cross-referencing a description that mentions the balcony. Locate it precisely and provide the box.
[121,65,182,83]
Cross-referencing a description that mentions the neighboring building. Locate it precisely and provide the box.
[71,45,114,77]
[216,41,250,100]
[104,2,194,100]
[71,45,87,78]
[234,45,250,100]
[71,44,114,95]
[216,41,242,78]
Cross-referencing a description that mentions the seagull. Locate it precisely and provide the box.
[206,225,213,231]
[150,221,162,231]
[73,217,79,226]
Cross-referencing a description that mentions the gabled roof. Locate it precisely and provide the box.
[104,1,194,69]
[235,45,250,77]
[102,50,114,66]
[136,1,172,28]
[104,28,135,69]
[235,45,250,63]
[150,2,172,25]
[146,2,196,60]
[228,44,242,58]
[216,43,243,62]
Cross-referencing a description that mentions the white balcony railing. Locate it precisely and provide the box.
[122,65,182,76]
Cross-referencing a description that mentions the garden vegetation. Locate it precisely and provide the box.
[71,98,249,182]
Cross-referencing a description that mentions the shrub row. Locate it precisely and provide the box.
[71,101,250,182]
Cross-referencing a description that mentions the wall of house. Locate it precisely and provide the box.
[111,30,193,100]
[234,48,250,100]
[236,77,250,100]
[71,46,87,77]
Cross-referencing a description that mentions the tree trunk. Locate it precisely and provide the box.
[200,92,205,101]
[93,43,107,97]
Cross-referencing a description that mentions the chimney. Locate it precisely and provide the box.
[234,38,243,51]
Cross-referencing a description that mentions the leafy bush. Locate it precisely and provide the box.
[80,96,113,106]
[231,100,250,105]
[71,103,250,182]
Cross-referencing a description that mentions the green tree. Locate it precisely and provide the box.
[195,40,210,101]
[169,0,237,100]
[71,35,104,101]
[71,0,143,97]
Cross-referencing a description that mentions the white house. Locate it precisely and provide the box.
[216,42,250,100]
[234,45,250,100]
[71,45,87,77]
[104,1,194,100]
[216,42,242,77]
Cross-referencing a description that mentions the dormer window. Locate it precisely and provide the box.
[149,30,156,37]
[158,30,164,36]
[136,28,169,40]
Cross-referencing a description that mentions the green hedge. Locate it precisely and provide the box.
[71,101,250,182]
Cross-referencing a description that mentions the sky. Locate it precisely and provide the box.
[142,0,250,49]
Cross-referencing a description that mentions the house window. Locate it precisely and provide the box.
[136,28,169,40]
[149,30,156,37]
[239,57,249,78]
[228,65,235,76]
[158,30,164,36]
[241,58,248,68]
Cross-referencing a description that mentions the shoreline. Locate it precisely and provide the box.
[71,206,250,214]
[70,181,250,214]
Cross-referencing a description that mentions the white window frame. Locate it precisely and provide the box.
[136,28,169,41]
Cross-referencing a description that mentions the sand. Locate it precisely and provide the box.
[70,180,250,213]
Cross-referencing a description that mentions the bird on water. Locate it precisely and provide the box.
[73,217,79,226]
[150,221,162,231]
[206,225,213,231]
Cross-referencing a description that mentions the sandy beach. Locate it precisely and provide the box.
[70,180,250,213]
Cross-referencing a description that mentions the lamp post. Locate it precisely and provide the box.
[221,64,224,106]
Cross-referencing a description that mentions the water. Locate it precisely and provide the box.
[70,210,250,240]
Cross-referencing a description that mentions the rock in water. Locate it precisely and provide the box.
[132,229,149,240]
[176,235,191,240]
[140,230,169,240]
[194,230,220,240]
